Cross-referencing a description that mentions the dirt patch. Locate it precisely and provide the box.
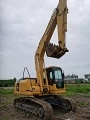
[0,94,90,120]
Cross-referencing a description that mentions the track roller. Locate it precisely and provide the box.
[38,106,45,119]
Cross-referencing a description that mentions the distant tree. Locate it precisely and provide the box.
[13,77,17,82]
[0,78,16,87]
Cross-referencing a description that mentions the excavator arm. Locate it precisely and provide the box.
[35,0,68,92]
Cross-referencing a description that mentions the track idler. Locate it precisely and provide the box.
[44,41,69,59]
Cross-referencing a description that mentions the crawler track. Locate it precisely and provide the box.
[63,97,77,112]
[14,96,76,119]
[14,97,53,120]
[57,96,77,112]
[34,95,77,112]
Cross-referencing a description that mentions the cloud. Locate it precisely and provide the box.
[0,0,90,79]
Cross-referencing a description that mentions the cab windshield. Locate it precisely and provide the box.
[54,69,62,80]
[53,68,62,80]
[53,68,64,88]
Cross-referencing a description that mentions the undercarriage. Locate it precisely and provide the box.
[14,95,77,120]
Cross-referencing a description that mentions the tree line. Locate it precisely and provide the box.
[0,78,16,87]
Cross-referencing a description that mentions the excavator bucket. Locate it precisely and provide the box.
[44,42,69,59]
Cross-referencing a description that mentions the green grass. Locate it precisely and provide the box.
[63,91,76,97]
[66,84,90,93]
[63,84,90,97]
[84,92,90,98]
[0,88,14,95]
[0,84,90,97]
[77,101,87,107]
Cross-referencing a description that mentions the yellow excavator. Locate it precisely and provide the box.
[14,0,76,119]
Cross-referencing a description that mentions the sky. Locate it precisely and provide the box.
[0,0,90,79]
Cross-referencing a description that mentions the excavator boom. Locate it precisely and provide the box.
[35,0,68,91]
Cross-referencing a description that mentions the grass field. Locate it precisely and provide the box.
[66,84,90,93]
[0,88,14,95]
[0,84,90,96]
[64,84,90,97]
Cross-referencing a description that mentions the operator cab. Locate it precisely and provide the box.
[45,66,64,89]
